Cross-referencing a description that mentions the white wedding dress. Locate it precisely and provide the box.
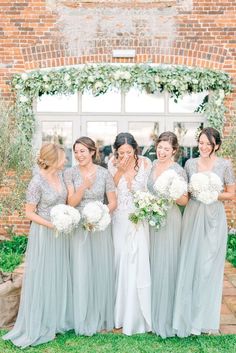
[108,156,152,335]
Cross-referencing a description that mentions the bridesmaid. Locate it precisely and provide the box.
[147,131,188,338]
[64,136,117,335]
[173,127,235,337]
[3,143,73,348]
[108,132,152,335]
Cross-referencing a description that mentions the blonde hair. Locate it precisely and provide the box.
[37,143,65,170]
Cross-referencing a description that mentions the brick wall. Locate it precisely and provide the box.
[0,0,236,234]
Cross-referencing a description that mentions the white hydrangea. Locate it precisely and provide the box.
[50,204,81,237]
[82,201,111,232]
[189,172,223,204]
[154,169,187,201]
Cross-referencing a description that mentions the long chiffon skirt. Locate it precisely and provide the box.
[173,199,228,337]
[150,205,182,338]
[71,224,115,335]
[113,211,151,335]
[3,223,73,348]
[90,224,115,332]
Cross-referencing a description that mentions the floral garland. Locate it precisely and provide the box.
[11,64,233,142]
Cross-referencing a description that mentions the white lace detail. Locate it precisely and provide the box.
[108,157,152,213]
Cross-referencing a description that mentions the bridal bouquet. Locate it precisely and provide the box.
[82,201,111,232]
[153,169,187,201]
[129,190,169,230]
[189,172,223,204]
[50,204,81,237]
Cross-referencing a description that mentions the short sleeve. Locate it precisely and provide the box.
[176,164,188,182]
[26,175,41,205]
[105,170,116,193]
[184,159,192,182]
[63,168,74,188]
[223,159,235,185]
[107,157,117,177]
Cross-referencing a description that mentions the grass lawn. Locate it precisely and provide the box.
[0,330,236,353]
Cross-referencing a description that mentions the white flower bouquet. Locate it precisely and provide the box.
[50,204,81,237]
[129,190,169,230]
[189,172,223,204]
[82,201,111,232]
[153,169,187,201]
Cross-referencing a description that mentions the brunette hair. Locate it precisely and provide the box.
[156,131,179,155]
[198,127,222,156]
[73,136,98,162]
[113,132,139,172]
[37,143,65,170]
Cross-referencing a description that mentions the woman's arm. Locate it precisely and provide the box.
[176,193,189,206]
[25,203,54,228]
[218,184,235,201]
[67,173,96,207]
[106,191,117,213]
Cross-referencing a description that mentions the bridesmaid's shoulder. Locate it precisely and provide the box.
[27,172,42,191]
[96,164,111,177]
[184,158,197,168]
[63,165,77,177]
[217,156,232,167]
[173,162,185,172]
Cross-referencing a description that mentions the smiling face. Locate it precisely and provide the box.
[74,143,94,166]
[198,133,217,158]
[156,140,174,163]
[117,143,135,161]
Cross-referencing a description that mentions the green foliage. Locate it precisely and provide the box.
[0,235,27,273]
[11,64,233,144]
[1,331,236,353]
[219,113,236,169]
[226,232,236,267]
[0,97,33,215]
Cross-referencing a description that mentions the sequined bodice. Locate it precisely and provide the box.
[64,165,115,210]
[26,173,67,221]
[185,158,235,184]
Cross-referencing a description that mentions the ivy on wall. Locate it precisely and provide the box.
[11,64,233,144]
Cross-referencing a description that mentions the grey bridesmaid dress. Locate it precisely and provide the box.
[3,173,73,348]
[173,157,235,337]
[64,165,115,335]
[147,161,187,338]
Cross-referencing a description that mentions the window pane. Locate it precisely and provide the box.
[174,122,203,167]
[82,91,121,112]
[86,121,118,166]
[125,89,165,113]
[128,121,159,161]
[42,121,73,167]
[169,92,208,113]
[37,94,78,112]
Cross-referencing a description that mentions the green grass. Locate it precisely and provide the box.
[226,232,236,268]
[0,235,27,273]
[0,331,236,353]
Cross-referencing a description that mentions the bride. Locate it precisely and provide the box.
[108,132,152,335]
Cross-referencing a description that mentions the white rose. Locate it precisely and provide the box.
[43,75,49,82]
[21,73,28,80]
[19,95,28,103]
[149,220,156,226]
[64,73,70,81]
[94,81,103,90]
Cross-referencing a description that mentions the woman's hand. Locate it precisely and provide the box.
[82,171,97,190]
[116,156,132,174]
